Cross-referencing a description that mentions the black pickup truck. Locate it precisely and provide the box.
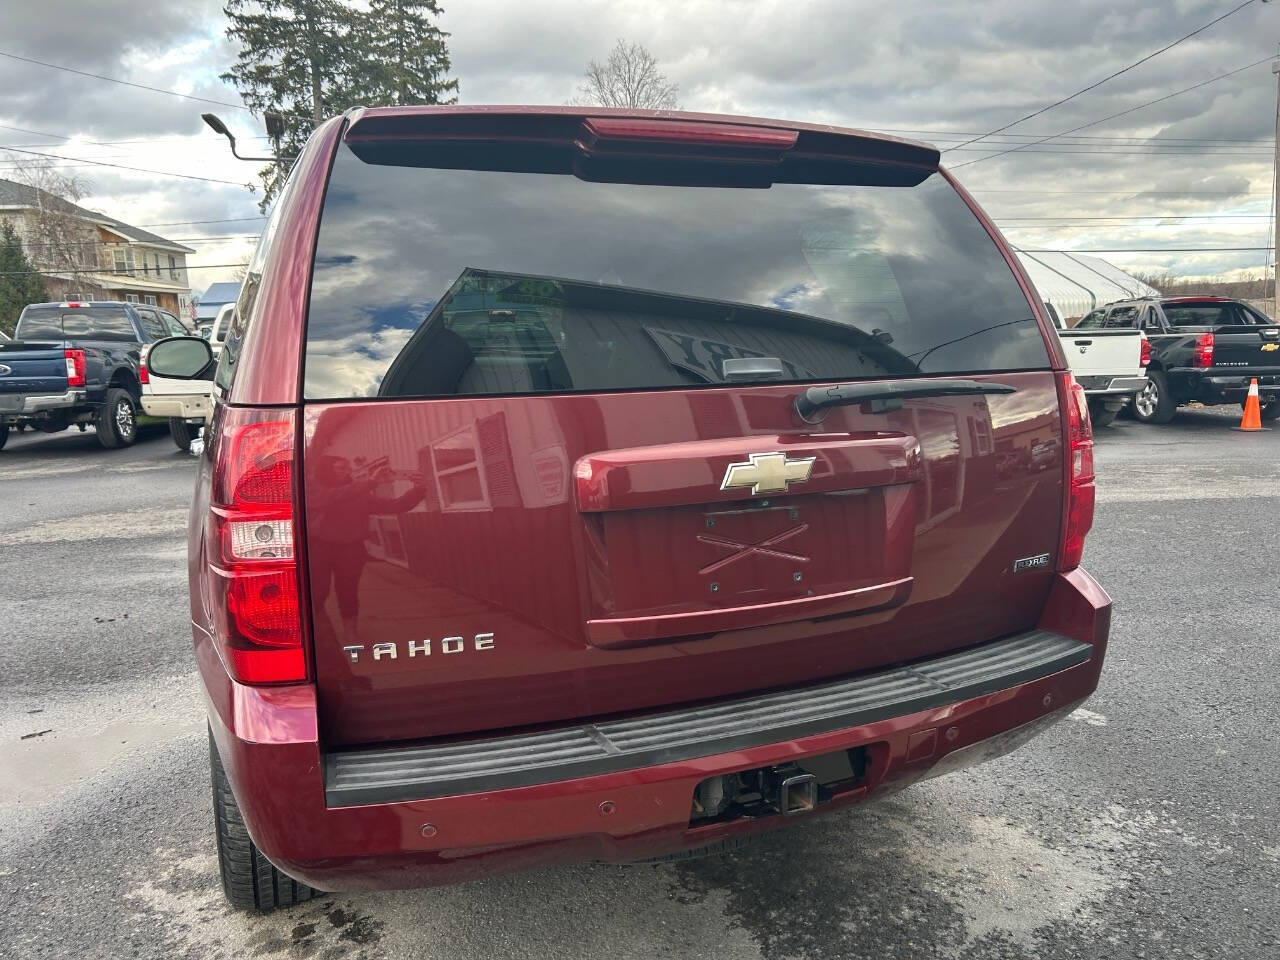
[1076,296,1280,424]
[0,301,180,450]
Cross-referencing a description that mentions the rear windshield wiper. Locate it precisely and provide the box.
[795,378,1016,422]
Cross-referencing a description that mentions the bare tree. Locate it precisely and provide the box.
[576,40,681,110]
[5,158,98,291]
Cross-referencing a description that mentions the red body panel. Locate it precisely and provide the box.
[302,373,1065,747]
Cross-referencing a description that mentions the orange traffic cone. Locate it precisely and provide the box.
[1235,378,1266,432]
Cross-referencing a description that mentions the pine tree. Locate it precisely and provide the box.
[0,221,47,338]
[221,1,459,208]
[221,0,366,207]
[359,0,458,106]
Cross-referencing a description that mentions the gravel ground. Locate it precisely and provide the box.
[1,409,1277,960]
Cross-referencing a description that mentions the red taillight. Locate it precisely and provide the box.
[207,408,305,684]
[1192,332,1214,368]
[579,117,799,149]
[1059,373,1095,572]
[138,356,150,384]
[64,348,85,387]
[1139,335,1151,369]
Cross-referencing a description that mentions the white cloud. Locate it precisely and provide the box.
[0,0,1277,283]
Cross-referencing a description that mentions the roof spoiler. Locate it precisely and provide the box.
[343,106,940,186]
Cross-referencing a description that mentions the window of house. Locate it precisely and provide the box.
[144,295,157,306]
[113,248,136,276]
[169,255,178,280]
[125,293,140,303]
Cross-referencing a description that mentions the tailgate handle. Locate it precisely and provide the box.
[795,378,1016,423]
[1074,339,1093,346]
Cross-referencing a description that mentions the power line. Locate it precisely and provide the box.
[949,147,1273,156]
[883,128,1275,144]
[972,188,1270,195]
[995,213,1271,220]
[130,216,266,229]
[952,56,1275,169]
[18,235,260,249]
[945,0,1260,151]
[0,50,251,111]
[0,262,250,277]
[0,144,249,186]
[1017,246,1273,252]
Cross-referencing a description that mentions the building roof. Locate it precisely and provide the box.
[200,281,242,305]
[1015,251,1159,322]
[0,177,195,253]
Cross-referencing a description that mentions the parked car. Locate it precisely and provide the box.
[1048,303,1148,426]
[0,300,178,450]
[142,301,232,450]
[197,301,233,352]
[148,106,1111,911]
[1080,297,1280,423]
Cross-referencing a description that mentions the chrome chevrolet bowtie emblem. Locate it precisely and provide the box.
[720,452,815,495]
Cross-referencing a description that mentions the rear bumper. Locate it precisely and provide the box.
[202,568,1111,891]
[1078,375,1147,395]
[140,393,210,419]
[0,389,85,417]
[1168,370,1280,403]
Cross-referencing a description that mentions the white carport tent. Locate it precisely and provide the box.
[1015,251,1159,324]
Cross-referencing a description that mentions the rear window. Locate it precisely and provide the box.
[1078,306,1139,329]
[15,305,138,342]
[1162,302,1263,327]
[303,142,1050,400]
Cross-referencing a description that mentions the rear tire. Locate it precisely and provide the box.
[209,729,319,912]
[1255,398,1280,422]
[168,417,199,451]
[1130,372,1175,424]
[0,423,8,450]
[1086,399,1119,427]
[96,388,138,448]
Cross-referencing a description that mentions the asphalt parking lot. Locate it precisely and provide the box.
[2,411,1279,960]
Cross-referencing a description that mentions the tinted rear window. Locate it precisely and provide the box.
[304,142,1049,399]
[1077,306,1139,329]
[15,306,138,341]
[1162,302,1262,327]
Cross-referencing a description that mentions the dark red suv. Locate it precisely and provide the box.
[147,106,1110,910]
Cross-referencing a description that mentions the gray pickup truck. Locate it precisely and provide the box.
[0,301,181,450]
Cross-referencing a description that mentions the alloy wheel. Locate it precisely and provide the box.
[116,398,135,439]
[1133,379,1157,419]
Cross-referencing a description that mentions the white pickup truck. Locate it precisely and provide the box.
[1044,302,1149,426]
[141,301,230,449]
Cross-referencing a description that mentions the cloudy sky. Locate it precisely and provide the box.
[2,0,1278,293]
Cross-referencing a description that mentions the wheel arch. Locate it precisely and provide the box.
[108,366,142,399]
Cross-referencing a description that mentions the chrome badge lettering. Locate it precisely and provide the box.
[344,632,495,663]
[1012,553,1051,572]
[720,452,815,496]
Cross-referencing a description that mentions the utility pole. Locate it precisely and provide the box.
[1274,59,1280,319]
